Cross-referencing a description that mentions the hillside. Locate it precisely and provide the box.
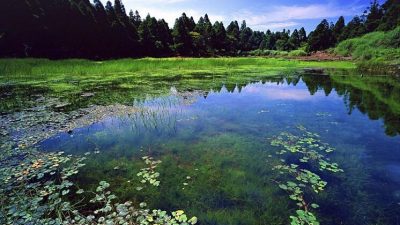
[334,26,400,66]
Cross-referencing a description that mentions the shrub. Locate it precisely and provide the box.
[288,50,308,57]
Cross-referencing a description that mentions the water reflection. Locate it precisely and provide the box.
[36,74,400,225]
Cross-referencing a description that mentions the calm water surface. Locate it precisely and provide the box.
[40,74,400,225]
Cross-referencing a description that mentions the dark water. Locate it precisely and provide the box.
[40,74,400,225]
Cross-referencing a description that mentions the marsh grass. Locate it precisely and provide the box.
[0,57,355,78]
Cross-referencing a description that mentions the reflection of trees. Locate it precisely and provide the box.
[301,74,400,136]
[5,68,398,136]
[300,75,333,96]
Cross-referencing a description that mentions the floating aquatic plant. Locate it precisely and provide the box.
[136,156,162,187]
[270,125,343,225]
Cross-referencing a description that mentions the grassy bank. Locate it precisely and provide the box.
[334,27,400,73]
[0,57,354,77]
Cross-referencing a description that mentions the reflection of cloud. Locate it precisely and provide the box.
[244,85,319,101]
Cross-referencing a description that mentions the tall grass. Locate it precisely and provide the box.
[0,57,354,78]
[247,49,308,57]
[334,26,400,64]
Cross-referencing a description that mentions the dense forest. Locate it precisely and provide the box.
[1,0,399,59]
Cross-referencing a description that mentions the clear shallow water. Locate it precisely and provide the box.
[39,75,400,225]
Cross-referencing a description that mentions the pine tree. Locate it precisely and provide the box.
[172,14,194,56]
[226,21,240,54]
[156,19,173,55]
[239,20,253,51]
[307,19,335,52]
[226,21,240,39]
[365,0,383,32]
[202,14,214,54]
[94,0,109,25]
[105,1,117,24]
[289,29,300,49]
[333,16,345,42]
[211,21,227,53]
[378,0,400,31]
[341,16,366,40]
[299,27,307,43]
[129,10,142,28]
[264,32,276,50]
[188,16,196,32]
[114,0,127,22]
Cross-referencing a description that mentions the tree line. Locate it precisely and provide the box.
[0,0,398,59]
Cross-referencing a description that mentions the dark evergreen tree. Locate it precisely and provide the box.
[378,0,400,31]
[239,21,253,51]
[188,16,196,32]
[114,0,127,22]
[248,31,264,50]
[226,21,240,39]
[289,29,300,49]
[211,21,227,54]
[1,0,396,59]
[138,14,157,56]
[263,30,276,50]
[129,10,142,28]
[156,19,173,56]
[307,19,335,52]
[105,1,117,24]
[365,0,383,32]
[172,14,194,56]
[226,21,240,54]
[298,27,307,43]
[340,16,366,40]
[199,14,214,54]
[333,16,345,42]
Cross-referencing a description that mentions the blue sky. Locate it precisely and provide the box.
[121,0,378,32]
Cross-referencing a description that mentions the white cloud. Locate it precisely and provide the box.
[252,22,300,30]
[232,3,362,31]
[118,0,365,31]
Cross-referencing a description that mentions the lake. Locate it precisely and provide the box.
[28,72,400,225]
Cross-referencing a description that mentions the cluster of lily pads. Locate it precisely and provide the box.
[136,156,162,187]
[0,143,197,225]
[270,125,343,225]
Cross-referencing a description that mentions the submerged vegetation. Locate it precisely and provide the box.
[270,125,343,225]
[1,69,399,224]
[0,143,197,225]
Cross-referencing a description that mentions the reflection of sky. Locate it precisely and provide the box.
[38,76,400,222]
[241,82,341,102]
[40,79,397,156]
[245,85,316,101]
